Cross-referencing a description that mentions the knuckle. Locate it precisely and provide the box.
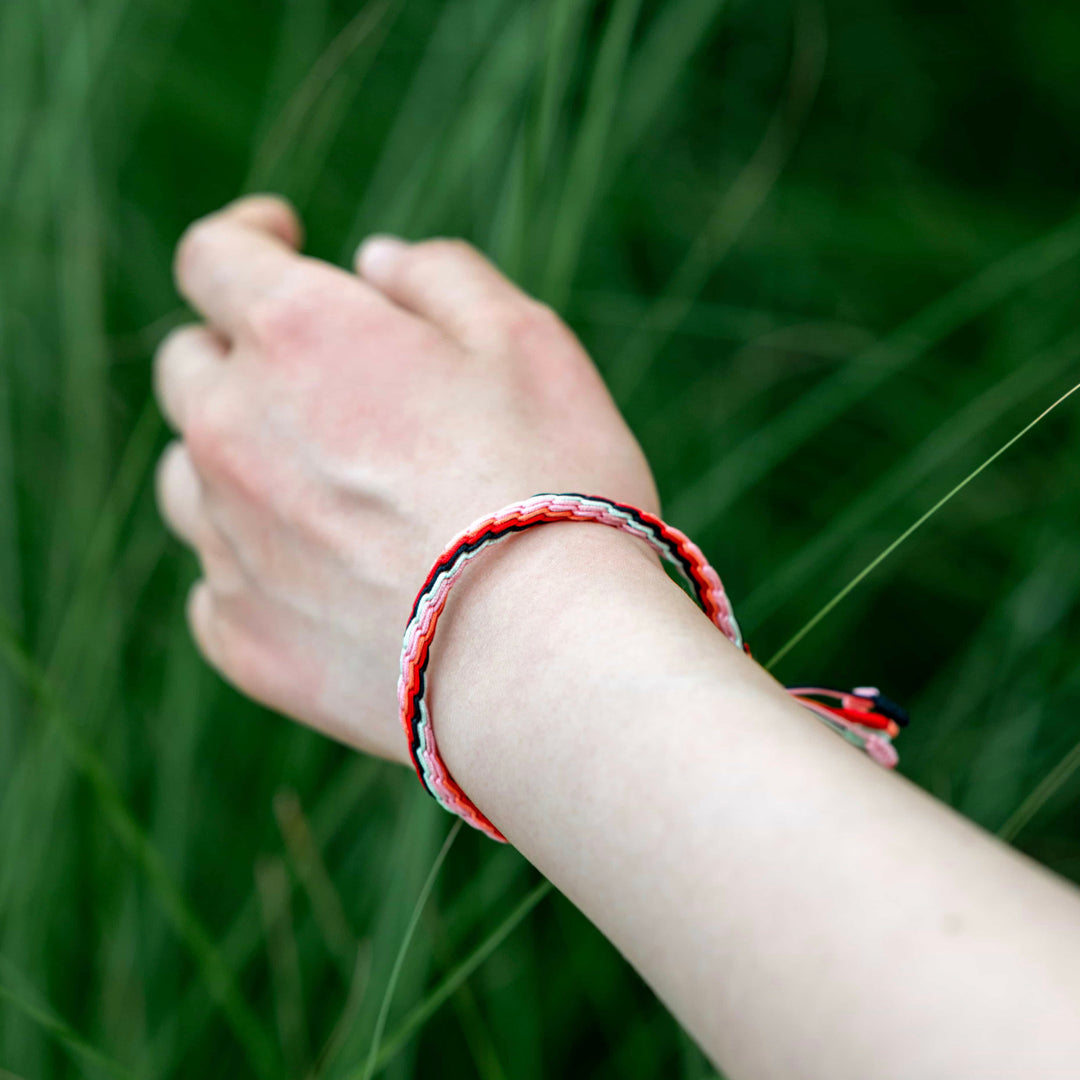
[243,295,302,352]
[418,236,474,262]
[193,515,237,577]
[187,587,272,698]
[407,238,480,288]
[497,298,566,350]
[214,623,257,688]
[520,299,562,333]
[241,266,326,354]
[214,620,284,705]
[186,391,276,509]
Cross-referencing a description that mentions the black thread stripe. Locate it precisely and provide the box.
[403,495,714,772]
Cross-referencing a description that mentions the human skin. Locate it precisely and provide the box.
[156,195,1080,1078]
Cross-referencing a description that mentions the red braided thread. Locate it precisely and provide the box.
[398,494,899,842]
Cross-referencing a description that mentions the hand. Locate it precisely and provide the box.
[154,195,659,763]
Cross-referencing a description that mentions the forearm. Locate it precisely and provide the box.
[157,202,1079,1077]
[429,524,1080,1079]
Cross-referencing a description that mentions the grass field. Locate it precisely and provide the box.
[3,0,1080,1076]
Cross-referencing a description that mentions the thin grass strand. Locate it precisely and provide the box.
[998,736,1080,843]
[0,957,136,1080]
[669,213,1080,534]
[360,879,554,1079]
[0,620,281,1080]
[359,819,463,1080]
[764,380,1080,671]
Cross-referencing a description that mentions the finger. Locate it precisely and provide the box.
[156,441,209,548]
[355,236,534,348]
[153,323,227,431]
[187,579,223,671]
[157,442,243,589]
[174,195,305,338]
[185,582,304,724]
[228,193,304,248]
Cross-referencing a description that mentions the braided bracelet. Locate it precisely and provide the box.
[398,493,907,843]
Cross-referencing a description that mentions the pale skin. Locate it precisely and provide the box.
[156,195,1080,1078]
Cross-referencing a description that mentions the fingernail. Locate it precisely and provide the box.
[356,234,407,279]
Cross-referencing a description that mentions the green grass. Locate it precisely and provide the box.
[3,0,1080,1076]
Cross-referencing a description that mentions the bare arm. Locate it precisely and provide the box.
[433,522,1080,1078]
[155,196,1080,1080]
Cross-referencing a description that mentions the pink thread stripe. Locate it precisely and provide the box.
[794,698,899,768]
[398,493,746,842]
[398,493,901,843]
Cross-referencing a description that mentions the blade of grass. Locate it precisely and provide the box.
[358,819,462,1080]
[764,379,1080,671]
[0,312,22,770]
[668,208,1080,534]
[0,618,281,1080]
[305,943,373,1080]
[45,399,162,684]
[12,0,133,233]
[146,759,380,1074]
[445,978,509,1080]
[0,957,135,1080]
[42,144,110,647]
[0,4,39,203]
[342,0,518,253]
[609,0,827,402]
[611,0,728,165]
[257,856,311,1076]
[264,0,407,210]
[506,0,727,277]
[489,122,531,273]
[491,0,589,279]
[998,736,1080,843]
[274,788,358,981]
[528,0,590,192]
[534,0,732,303]
[359,879,553,1079]
[541,0,644,308]
[309,798,449,1077]
[424,904,509,1080]
[0,480,169,1070]
[402,6,538,241]
[576,290,868,347]
[741,331,1080,631]
[246,0,400,192]
[637,319,874,457]
[253,0,330,150]
[138,620,208,1071]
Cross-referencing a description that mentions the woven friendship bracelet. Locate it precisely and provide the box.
[398,493,908,843]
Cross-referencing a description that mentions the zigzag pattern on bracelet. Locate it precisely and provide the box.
[398,493,907,843]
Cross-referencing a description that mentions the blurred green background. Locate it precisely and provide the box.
[2,0,1080,1076]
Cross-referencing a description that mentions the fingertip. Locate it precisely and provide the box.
[155,440,185,505]
[158,437,200,501]
[223,194,304,249]
[153,323,226,431]
[353,236,528,346]
[173,200,307,335]
[354,234,408,282]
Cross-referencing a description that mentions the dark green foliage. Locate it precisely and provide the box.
[2,0,1079,1076]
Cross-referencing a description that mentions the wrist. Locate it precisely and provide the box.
[420,519,718,822]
